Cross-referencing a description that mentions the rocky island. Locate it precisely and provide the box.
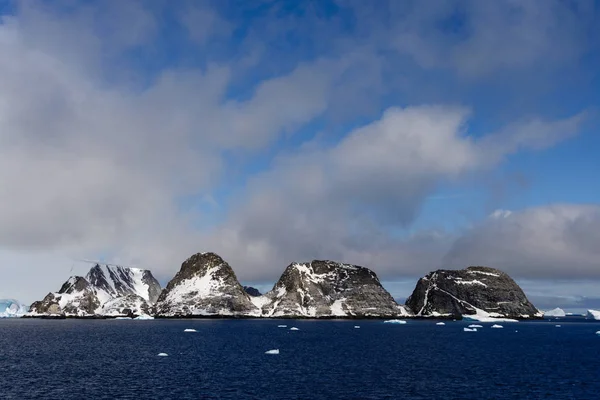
[26,253,540,320]
[405,266,541,320]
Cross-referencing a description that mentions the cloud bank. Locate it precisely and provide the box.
[0,1,598,303]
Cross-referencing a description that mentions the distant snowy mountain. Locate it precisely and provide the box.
[29,264,161,317]
[243,286,262,297]
[406,266,541,320]
[0,299,28,318]
[252,260,409,318]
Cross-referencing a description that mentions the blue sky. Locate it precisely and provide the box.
[0,0,599,311]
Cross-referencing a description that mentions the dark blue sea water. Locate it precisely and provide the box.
[1,318,599,399]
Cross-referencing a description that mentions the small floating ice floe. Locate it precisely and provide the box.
[265,349,280,355]
[468,324,483,328]
[157,353,168,357]
[290,327,300,331]
[354,326,360,329]
[555,325,561,328]
[464,327,477,332]
[436,322,445,326]
[115,317,132,320]
[183,328,197,332]
[277,325,287,328]
[595,331,600,336]
[491,324,503,329]
[383,319,407,324]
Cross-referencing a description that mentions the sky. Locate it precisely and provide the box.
[0,0,599,312]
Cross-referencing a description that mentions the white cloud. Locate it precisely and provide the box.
[201,106,586,283]
[445,204,600,279]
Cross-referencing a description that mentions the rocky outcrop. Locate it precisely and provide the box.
[243,286,262,297]
[406,266,540,319]
[154,252,258,317]
[253,260,409,318]
[29,265,162,317]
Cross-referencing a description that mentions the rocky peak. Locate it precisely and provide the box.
[406,265,540,319]
[258,260,407,318]
[154,252,258,317]
[58,276,91,294]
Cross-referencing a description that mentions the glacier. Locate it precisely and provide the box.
[0,299,28,318]
[586,310,600,320]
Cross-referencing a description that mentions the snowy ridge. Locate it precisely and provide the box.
[28,264,161,317]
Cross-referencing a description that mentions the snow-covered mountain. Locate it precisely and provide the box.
[0,299,28,318]
[405,266,541,320]
[154,252,258,317]
[252,260,409,318]
[154,253,409,318]
[29,264,161,317]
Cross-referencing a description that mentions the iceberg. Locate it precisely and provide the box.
[586,310,600,320]
[555,325,561,327]
[0,299,28,318]
[436,322,445,326]
[543,307,566,317]
[462,308,518,323]
[265,349,279,355]
[464,327,477,332]
[183,328,197,332]
[277,325,287,328]
[289,327,299,331]
[383,319,407,324]
[134,314,154,320]
[354,325,360,329]
[468,324,483,328]
[491,324,503,329]
[157,353,168,357]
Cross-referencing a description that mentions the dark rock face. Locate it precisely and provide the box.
[259,260,408,318]
[405,266,540,318]
[243,286,262,297]
[29,265,162,317]
[154,252,258,317]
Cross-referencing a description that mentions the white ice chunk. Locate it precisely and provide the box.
[134,314,154,320]
[265,349,280,355]
[491,324,503,329]
[464,327,477,332]
[354,325,360,329]
[157,353,168,357]
[383,319,407,324]
[555,325,561,328]
[596,331,600,335]
[468,324,483,328]
[183,328,197,332]
[290,327,299,331]
[277,325,287,328]
[436,322,445,326]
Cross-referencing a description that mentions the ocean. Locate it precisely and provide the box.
[1,318,599,399]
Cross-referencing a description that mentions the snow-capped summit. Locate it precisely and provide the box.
[29,264,161,317]
[254,260,409,318]
[154,252,258,317]
[406,266,541,319]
